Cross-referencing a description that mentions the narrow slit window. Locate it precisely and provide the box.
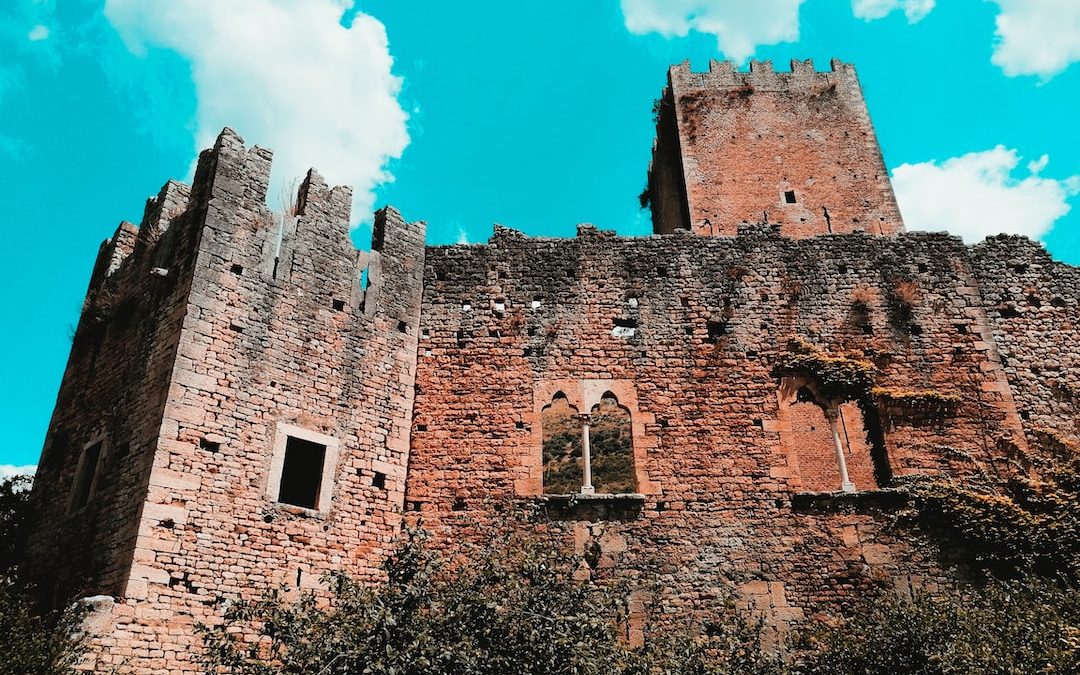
[70,441,102,511]
[277,437,326,509]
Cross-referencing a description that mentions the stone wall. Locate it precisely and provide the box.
[406,224,1031,634]
[973,235,1080,451]
[26,129,426,674]
[648,60,904,238]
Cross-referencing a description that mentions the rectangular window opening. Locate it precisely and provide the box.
[372,471,387,490]
[277,437,327,509]
[230,263,244,276]
[784,190,797,204]
[199,438,221,453]
[332,299,346,311]
[70,441,102,511]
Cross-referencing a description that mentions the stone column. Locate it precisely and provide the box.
[826,406,856,493]
[577,413,595,495]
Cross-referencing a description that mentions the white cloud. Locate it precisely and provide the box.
[989,0,1080,79]
[892,146,1079,243]
[27,24,49,41]
[103,0,409,224]
[851,0,935,23]
[620,0,806,63]
[0,464,36,479]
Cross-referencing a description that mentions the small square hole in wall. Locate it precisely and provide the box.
[277,437,326,510]
[706,320,727,341]
[416,424,427,432]
[435,269,446,281]
[784,190,797,204]
[515,420,526,430]
[452,497,467,511]
[462,302,472,312]
[494,300,506,313]
[372,471,387,490]
[199,438,221,453]
[531,297,542,309]
[230,263,244,276]
[332,299,346,311]
[397,320,408,333]
[407,500,421,512]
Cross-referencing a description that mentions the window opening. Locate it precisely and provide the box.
[587,393,635,493]
[784,190,797,204]
[277,437,326,509]
[542,393,583,494]
[70,441,102,510]
[542,392,635,495]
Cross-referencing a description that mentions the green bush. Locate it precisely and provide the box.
[198,528,781,675]
[795,577,1080,675]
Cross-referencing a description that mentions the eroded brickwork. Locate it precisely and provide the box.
[972,236,1080,450]
[648,60,904,238]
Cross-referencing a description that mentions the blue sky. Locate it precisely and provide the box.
[1,0,1078,471]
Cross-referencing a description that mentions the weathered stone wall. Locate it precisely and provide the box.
[25,178,196,608]
[27,129,426,673]
[972,236,1080,450]
[406,225,1029,633]
[648,60,904,238]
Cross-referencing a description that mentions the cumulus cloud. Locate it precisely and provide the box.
[892,146,1079,243]
[989,0,1080,79]
[103,0,409,224]
[620,0,806,63]
[851,0,935,23]
[27,24,49,41]
[0,464,36,479]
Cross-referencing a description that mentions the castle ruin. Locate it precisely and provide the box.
[23,59,1080,673]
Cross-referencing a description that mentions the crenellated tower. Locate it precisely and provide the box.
[24,128,425,672]
[647,58,905,238]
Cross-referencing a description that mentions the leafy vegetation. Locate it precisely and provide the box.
[872,388,961,418]
[795,577,1080,675]
[896,452,1080,580]
[0,474,88,675]
[770,338,875,403]
[199,528,781,675]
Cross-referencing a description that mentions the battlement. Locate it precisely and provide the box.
[668,58,858,92]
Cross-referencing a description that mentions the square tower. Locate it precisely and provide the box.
[646,59,904,238]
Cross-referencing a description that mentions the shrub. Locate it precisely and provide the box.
[795,577,1080,675]
[0,575,87,675]
[198,528,782,675]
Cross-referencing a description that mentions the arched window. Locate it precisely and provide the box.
[588,393,635,493]
[542,393,583,494]
[780,385,881,493]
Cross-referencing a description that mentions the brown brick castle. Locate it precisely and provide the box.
[24,60,1080,673]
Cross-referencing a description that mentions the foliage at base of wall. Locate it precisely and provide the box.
[198,527,783,675]
[894,451,1080,580]
[794,576,1080,675]
[0,576,87,675]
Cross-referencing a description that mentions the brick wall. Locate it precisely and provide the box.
[406,224,1030,633]
[648,60,904,238]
